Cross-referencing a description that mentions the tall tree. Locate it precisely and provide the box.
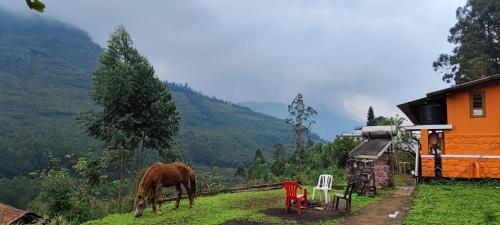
[433,0,500,84]
[366,106,376,126]
[286,93,317,153]
[77,26,179,210]
[271,143,286,175]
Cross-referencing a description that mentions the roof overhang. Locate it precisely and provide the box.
[402,124,453,131]
[397,74,500,125]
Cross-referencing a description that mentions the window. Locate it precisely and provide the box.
[470,92,485,117]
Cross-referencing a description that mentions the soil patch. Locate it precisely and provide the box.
[341,186,415,225]
[221,220,271,225]
[262,206,344,225]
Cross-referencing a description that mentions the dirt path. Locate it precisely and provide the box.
[341,186,416,225]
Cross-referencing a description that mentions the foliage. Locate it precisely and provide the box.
[77,25,179,159]
[406,182,500,225]
[25,0,45,12]
[38,170,77,219]
[373,115,404,126]
[0,176,40,209]
[271,143,286,175]
[247,149,275,183]
[233,162,246,179]
[286,93,317,152]
[248,136,362,185]
[197,166,224,192]
[433,0,500,84]
[73,151,109,187]
[281,138,360,184]
[366,106,376,126]
[77,25,180,210]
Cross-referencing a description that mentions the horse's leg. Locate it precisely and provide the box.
[174,183,182,209]
[182,180,193,208]
[154,184,162,215]
[151,184,157,213]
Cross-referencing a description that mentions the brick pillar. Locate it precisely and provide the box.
[421,129,429,155]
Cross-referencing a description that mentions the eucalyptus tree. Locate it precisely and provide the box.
[286,93,317,153]
[78,26,179,210]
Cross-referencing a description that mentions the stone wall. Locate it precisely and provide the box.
[374,157,393,187]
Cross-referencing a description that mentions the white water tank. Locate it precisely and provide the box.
[362,126,398,138]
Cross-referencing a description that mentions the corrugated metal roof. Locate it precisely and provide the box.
[349,139,391,159]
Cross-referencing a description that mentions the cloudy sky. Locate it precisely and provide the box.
[1,0,466,122]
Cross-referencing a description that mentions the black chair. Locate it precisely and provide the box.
[359,172,376,196]
[332,182,356,213]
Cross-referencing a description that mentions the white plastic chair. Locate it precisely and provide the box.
[312,174,333,203]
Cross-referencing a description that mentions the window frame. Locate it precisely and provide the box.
[469,91,486,118]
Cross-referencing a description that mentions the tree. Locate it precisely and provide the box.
[286,93,317,153]
[233,161,246,179]
[248,149,273,182]
[366,106,376,126]
[433,0,500,84]
[330,137,362,168]
[77,26,179,210]
[271,143,286,175]
[374,115,405,126]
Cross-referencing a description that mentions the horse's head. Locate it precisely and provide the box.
[134,193,146,217]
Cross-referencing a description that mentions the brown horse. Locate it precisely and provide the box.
[134,162,196,217]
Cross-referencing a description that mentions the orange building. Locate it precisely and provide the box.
[398,75,500,179]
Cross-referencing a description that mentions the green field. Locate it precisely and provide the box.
[82,186,385,225]
[405,182,500,225]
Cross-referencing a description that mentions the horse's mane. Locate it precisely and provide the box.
[136,163,159,199]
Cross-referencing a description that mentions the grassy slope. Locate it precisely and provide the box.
[405,182,500,225]
[82,186,386,225]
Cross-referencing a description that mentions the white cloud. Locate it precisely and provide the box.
[342,94,400,122]
[0,0,466,120]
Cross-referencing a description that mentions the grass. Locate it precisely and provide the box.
[405,182,500,225]
[82,188,287,225]
[82,186,388,225]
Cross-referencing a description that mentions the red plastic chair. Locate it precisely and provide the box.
[282,181,308,215]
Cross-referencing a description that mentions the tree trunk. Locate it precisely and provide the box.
[138,132,145,172]
[118,153,124,212]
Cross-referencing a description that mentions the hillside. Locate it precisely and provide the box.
[0,9,103,178]
[240,101,361,140]
[168,84,295,166]
[0,9,296,178]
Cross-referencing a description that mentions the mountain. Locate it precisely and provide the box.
[168,84,296,166]
[0,9,296,178]
[239,101,362,140]
[0,9,103,178]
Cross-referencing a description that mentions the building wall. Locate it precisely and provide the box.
[445,83,500,155]
[421,83,500,178]
[421,156,500,178]
[420,157,435,177]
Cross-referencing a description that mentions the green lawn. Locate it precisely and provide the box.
[405,182,500,225]
[82,186,386,225]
